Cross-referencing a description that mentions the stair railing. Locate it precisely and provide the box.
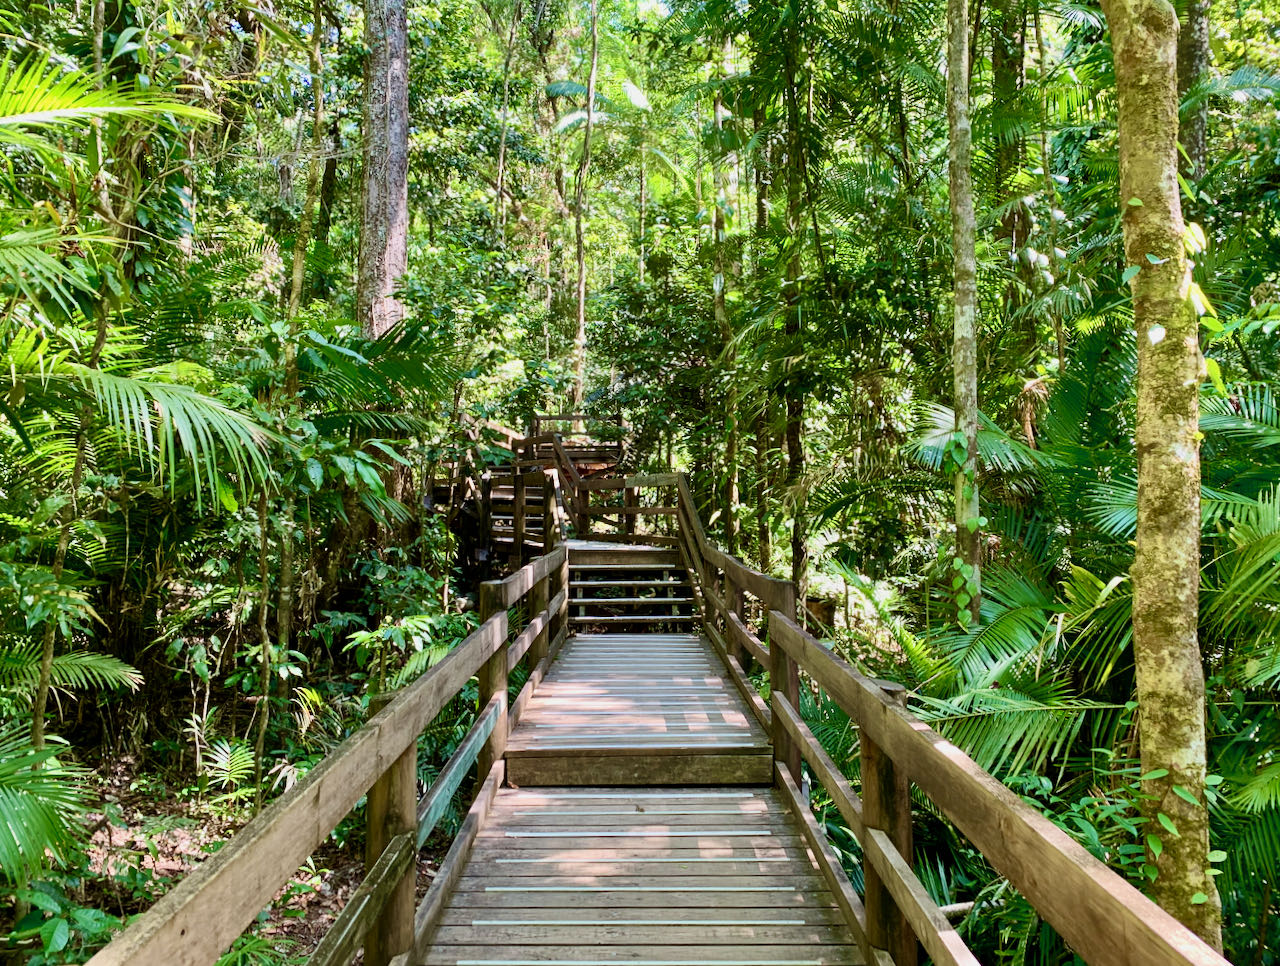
[591,470,1229,966]
[87,547,571,966]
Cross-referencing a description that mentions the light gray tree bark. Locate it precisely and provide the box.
[358,0,409,337]
[1101,0,1222,946]
[948,0,981,623]
[570,0,599,410]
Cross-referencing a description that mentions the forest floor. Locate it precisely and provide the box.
[77,756,446,958]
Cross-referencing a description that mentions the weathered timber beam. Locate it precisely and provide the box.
[86,613,508,966]
[416,697,501,848]
[766,611,1230,966]
[306,833,415,966]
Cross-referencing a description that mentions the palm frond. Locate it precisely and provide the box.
[0,642,142,693]
[0,55,213,152]
[0,724,88,884]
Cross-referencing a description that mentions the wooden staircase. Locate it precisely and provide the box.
[567,544,697,631]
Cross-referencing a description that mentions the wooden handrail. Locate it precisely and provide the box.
[763,612,1229,966]
[88,546,571,966]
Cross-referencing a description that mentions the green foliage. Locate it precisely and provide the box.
[0,726,88,886]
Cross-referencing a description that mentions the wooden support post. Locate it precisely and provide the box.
[624,485,638,536]
[579,485,590,537]
[476,581,507,783]
[530,572,550,671]
[769,586,801,781]
[771,631,802,782]
[727,576,748,670]
[513,469,526,567]
[863,680,916,966]
[556,547,571,645]
[479,472,493,570]
[543,474,559,551]
[364,693,416,966]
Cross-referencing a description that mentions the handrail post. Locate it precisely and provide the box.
[727,574,747,670]
[863,680,916,966]
[768,609,801,782]
[530,568,550,670]
[364,693,416,966]
[476,581,507,782]
[513,469,526,566]
[479,471,493,568]
[543,473,558,551]
[624,484,638,536]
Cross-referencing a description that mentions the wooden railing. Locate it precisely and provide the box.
[87,545,571,966]
[588,470,1230,966]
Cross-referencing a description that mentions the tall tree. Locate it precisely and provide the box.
[358,0,410,336]
[1178,0,1211,178]
[1101,0,1222,946]
[712,39,739,556]
[948,0,981,623]
[571,0,600,410]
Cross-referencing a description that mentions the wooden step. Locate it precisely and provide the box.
[571,596,695,605]
[569,614,697,624]
[572,578,690,588]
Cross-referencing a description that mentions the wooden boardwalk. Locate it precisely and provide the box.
[506,632,772,786]
[416,544,859,963]
[88,446,1233,966]
[426,786,863,965]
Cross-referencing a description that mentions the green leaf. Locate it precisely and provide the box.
[40,917,70,952]
[1157,812,1180,836]
[1190,892,1208,905]
[1207,849,1227,863]
[1121,265,1141,284]
[1205,358,1225,394]
[1141,768,1170,781]
[1172,785,1202,807]
[305,458,324,488]
[1145,253,1168,265]
[1145,833,1164,858]
[1127,197,1144,207]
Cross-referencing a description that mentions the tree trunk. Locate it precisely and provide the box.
[1177,0,1210,179]
[948,0,982,625]
[570,0,599,409]
[782,36,807,604]
[494,0,524,239]
[1101,0,1222,946]
[357,0,409,337]
[253,492,273,812]
[756,406,770,572]
[712,42,738,556]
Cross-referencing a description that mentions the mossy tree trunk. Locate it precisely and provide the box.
[948,0,981,623]
[1101,0,1223,946]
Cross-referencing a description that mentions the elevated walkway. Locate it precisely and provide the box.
[88,425,1232,966]
[505,632,772,786]
[426,786,863,965]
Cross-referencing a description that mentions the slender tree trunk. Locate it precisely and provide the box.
[1035,3,1067,373]
[287,0,325,325]
[948,0,982,625]
[712,42,738,556]
[254,492,272,812]
[782,36,807,605]
[357,0,409,336]
[1102,0,1222,946]
[570,0,599,409]
[638,148,647,282]
[494,0,524,239]
[1177,0,1210,179]
[755,406,770,572]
